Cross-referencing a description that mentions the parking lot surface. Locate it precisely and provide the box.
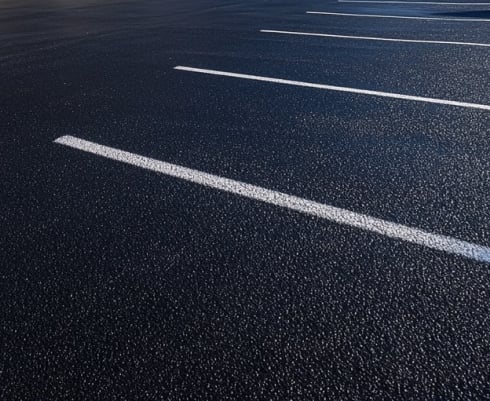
[1,0,490,400]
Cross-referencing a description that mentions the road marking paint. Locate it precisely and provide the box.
[55,135,490,264]
[174,66,490,111]
[261,29,490,47]
[338,0,490,5]
[307,11,490,21]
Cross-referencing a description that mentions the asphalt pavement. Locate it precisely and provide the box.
[1,0,490,400]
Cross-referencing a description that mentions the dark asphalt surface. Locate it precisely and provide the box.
[1,0,490,400]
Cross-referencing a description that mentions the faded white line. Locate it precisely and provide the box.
[174,66,490,111]
[261,29,490,47]
[307,11,490,21]
[338,0,490,5]
[54,135,490,264]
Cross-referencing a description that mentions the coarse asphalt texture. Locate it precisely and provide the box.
[1,0,490,400]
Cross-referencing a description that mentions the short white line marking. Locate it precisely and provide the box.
[307,10,490,21]
[174,66,490,111]
[338,0,490,5]
[261,29,490,47]
[55,135,490,264]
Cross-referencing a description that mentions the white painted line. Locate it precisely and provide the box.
[55,135,490,264]
[261,29,490,47]
[174,66,490,111]
[307,11,490,21]
[338,0,490,5]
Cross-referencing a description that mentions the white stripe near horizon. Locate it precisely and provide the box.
[338,0,490,5]
[54,135,490,264]
[260,29,490,47]
[307,11,490,22]
[174,66,490,111]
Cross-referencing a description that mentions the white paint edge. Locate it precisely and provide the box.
[307,10,490,22]
[261,29,490,47]
[54,135,490,264]
[338,0,490,5]
[174,66,490,111]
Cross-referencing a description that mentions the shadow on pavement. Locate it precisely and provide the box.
[433,10,490,18]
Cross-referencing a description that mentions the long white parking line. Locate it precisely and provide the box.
[174,66,490,111]
[307,11,490,22]
[338,0,490,5]
[55,135,490,263]
[261,29,490,47]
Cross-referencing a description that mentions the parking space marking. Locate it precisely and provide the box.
[261,29,490,47]
[174,66,490,111]
[54,135,490,264]
[338,0,490,5]
[307,11,490,21]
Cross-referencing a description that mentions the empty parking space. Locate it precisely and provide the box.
[307,10,490,21]
[174,65,490,110]
[55,135,490,263]
[260,29,490,47]
[337,0,490,4]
